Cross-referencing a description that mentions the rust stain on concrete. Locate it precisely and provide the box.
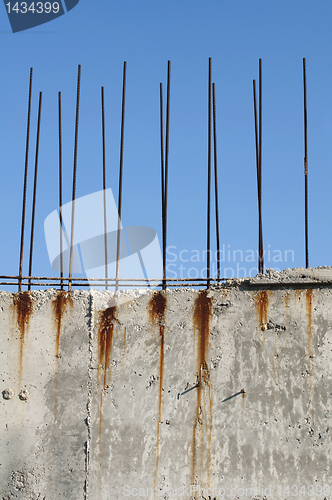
[52,291,73,360]
[98,305,118,388]
[192,289,213,489]
[255,290,269,327]
[52,291,73,421]
[97,305,118,460]
[149,291,167,486]
[255,290,270,343]
[14,292,33,389]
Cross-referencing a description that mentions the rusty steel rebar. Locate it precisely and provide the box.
[0,275,235,290]
[115,61,127,293]
[101,86,108,290]
[212,82,220,281]
[160,82,166,289]
[1,275,229,282]
[58,91,64,290]
[207,57,212,288]
[253,61,264,275]
[258,59,264,274]
[68,64,81,291]
[19,67,33,292]
[163,61,171,291]
[28,92,43,290]
[2,278,327,288]
[303,58,309,269]
[253,79,261,273]
[253,81,259,188]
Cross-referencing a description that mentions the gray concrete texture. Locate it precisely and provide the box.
[1,268,332,499]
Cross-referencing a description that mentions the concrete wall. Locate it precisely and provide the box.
[1,271,332,499]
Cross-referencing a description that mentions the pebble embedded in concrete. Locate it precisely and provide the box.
[19,389,30,401]
[2,388,14,400]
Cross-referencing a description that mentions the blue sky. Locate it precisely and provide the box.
[1,0,332,287]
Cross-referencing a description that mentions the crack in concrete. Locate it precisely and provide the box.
[84,291,93,500]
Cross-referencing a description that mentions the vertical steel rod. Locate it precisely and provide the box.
[258,59,264,274]
[253,80,259,189]
[163,61,171,291]
[19,67,33,292]
[207,57,212,288]
[160,82,166,290]
[58,91,64,290]
[253,80,261,273]
[28,92,42,290]
[69,64,81,291]
[212,83,220,281]
[101,86,108,290]
[303,58,309,269]
[115,61,127,293]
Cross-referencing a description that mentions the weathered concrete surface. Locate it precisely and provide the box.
[1,270,332,499]
[0,290,90,499]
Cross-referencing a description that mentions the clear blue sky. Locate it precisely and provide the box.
[1,0,332,287]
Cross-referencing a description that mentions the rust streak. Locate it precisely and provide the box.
[255,290,269,327]
[192,289,213,490]
[98,306,117,388]
[149,291,167,486]
[254,290,269,343]
[97,305,118,460]
[52,291,73,360]
[52,291,73,423]
[14,292,33,390]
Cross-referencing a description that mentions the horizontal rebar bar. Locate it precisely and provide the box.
[1,277,330,289]
[0,279,226,292]
[0,275,231,282]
